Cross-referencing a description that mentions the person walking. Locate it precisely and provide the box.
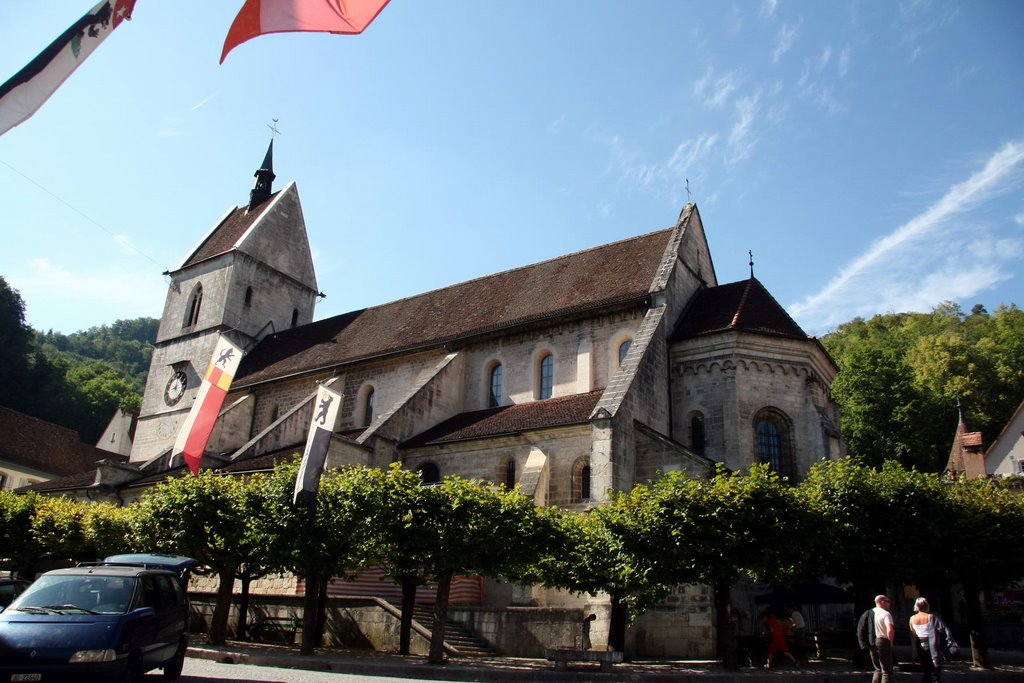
[909,597,954,682]
[761,608,798,670]
[869,595,895,683]
[858,595,895,683]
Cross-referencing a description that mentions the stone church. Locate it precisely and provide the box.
[33,142,843,657]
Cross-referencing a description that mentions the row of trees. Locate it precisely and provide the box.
[0,276,157,443]
[822,302,1024,470]
[3,457,1022,668]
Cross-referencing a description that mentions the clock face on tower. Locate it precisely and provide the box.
[164,370,188,406]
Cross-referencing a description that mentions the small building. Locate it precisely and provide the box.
[0,406,125,490]
[985,398,1024,478]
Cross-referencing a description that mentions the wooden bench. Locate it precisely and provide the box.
[249,616,298,644]
[545,648,623,672]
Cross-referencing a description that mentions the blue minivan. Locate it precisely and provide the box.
[0,554,197,682]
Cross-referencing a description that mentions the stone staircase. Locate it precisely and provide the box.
[412,605,498,657]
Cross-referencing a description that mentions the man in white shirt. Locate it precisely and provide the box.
[871,594,895,683]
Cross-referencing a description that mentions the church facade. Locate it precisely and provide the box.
[36,144,843,657]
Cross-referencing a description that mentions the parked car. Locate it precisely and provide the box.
[0,554,198,682]
[0,580,30,610]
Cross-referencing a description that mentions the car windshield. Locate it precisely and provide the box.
[9,575,136,615]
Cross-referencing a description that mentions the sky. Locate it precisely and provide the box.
[1,0,1022,338]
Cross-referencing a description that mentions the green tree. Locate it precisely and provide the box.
[0,491,40,578]
[0,276,32,411]
[796,458,948,604]
[644,466,810,668]
[135,472,255,645]
[255,461,385,655]
[942,478,1024,669]
[400,475,546,664]
[823,303,1024,470]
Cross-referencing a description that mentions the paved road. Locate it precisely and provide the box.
[170,657,487,683]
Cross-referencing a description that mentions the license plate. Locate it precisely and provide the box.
[12,675,42,682]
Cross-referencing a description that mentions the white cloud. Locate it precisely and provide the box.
[761,0,779,17]
[837,45,851,77]
[773,22,799,63]
[16,259,166,331]
[818,44,833,70]
[790,140,1024,332]
[728,93,761,164]
[1015,212,1024,227]
[694,67,741,107]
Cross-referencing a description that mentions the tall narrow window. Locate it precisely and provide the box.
[184,284,203,328]
[754,408,794,481]
[618,339,632,367]
[572,457,592,503]
[244,286,253,308]
[291,309,299,328]
[504,458,516,489]
[539,353,554,400]
[690,414,706,456]
[363,387,375,426]
[489,364,503,408]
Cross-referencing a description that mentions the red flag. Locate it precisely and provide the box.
[0,0,137,136]
[171,335,244,475]
[220,0,391,64]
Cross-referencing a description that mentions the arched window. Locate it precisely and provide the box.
[418,462,440,485]
[184,284,203,328]
[489,363,503,408]
[572,457,592,503]
[617,339,632,367]
[690,413,706,456]
[754,408,794,481]
[362,387,375,426]
[502,457,516,489]
[291,309,299,328]
[538,353,554,400]
[269,404,279,423]
[244,286,253,307]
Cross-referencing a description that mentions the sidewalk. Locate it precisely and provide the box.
[187,642,1024,682]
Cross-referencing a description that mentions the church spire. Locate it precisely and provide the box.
[248,139,276,210]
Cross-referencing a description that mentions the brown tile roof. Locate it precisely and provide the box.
[400,390,604,449]
[671,277,808,341]
[235,229,673,386]
[180,193,279,269]
[0,406,123,479]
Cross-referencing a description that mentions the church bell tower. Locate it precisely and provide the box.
[129,140,319,463]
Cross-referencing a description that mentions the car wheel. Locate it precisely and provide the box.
[121,652,143,683]
[162,641,187,680]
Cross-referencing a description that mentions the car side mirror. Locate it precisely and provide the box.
[130,606,156,619]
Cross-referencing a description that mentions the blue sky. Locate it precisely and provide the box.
[1,0,1022,337]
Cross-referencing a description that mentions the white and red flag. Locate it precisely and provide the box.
[172,335,244,475]
[293,384,343,505]
[221,0,391,64]
[0,0,136,136]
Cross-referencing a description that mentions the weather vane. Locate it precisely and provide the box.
[267,118,281,138]
[748,250,754,278]
[685,178,691,203]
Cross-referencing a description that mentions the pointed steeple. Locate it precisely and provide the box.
[248,139,276,210]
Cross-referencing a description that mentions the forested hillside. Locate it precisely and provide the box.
[0,276,157,444]
[822,302,1024,471]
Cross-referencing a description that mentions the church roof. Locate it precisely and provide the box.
[179,191,280,269]
[671,277,809,341]
[234,228,675,387]
[0,406,123,479]
[401,390,604,449]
